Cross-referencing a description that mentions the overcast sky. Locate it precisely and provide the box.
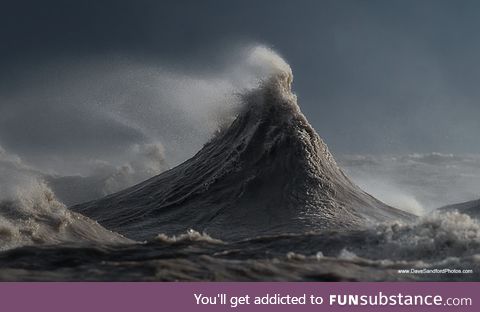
[1,0,480,159]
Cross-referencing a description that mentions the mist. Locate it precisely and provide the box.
[339,153,480,213]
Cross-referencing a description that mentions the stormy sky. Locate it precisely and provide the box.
[1,0,480,156]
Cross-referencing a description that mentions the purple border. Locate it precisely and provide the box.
[0,282,478,311]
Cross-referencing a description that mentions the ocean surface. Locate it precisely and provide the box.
[0,217,479,281]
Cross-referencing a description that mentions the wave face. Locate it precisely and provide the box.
[72,65,413,240]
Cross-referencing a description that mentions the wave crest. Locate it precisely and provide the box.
[0,178,130,250]
[154,229,224,244]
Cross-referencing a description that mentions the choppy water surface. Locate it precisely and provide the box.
[1,212,479,281]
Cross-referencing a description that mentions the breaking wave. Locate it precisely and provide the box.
[72,47,412,241]
[0,157,130,250]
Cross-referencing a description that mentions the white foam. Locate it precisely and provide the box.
[154,229,224,244]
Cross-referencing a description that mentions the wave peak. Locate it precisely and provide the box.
[72,55,414,240]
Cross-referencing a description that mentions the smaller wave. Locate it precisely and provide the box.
[371,211,480,261]
[154,229,225,244]
[0,179,130,250]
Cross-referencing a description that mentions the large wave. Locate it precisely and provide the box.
[72,48,413,240]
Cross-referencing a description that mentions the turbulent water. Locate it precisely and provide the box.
[1,215,479,281]
[0,48,479,281]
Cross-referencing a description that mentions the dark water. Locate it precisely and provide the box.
[1,214,479,281]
